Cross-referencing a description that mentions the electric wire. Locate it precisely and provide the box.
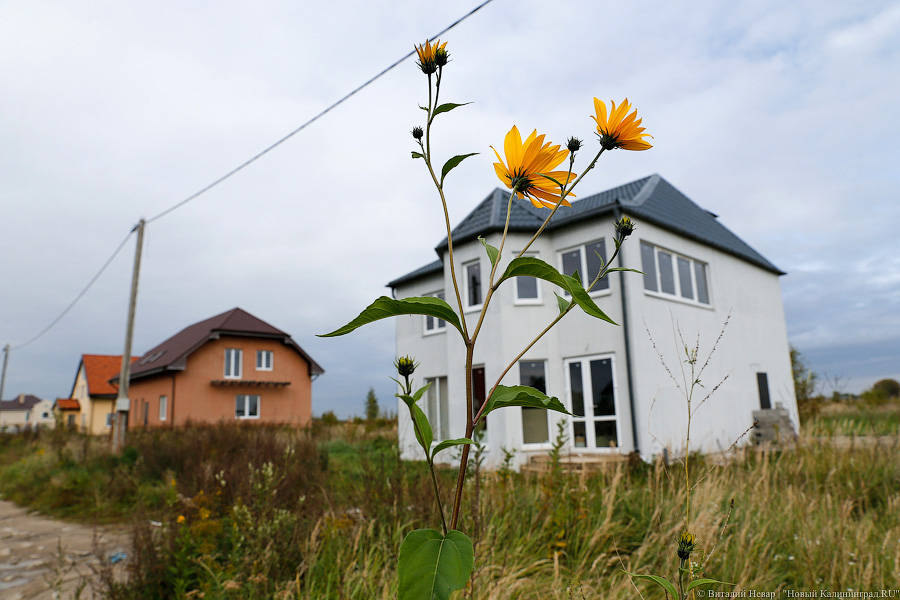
[6,0,496,353]
[146,0,496,224]
[10,228,136,350]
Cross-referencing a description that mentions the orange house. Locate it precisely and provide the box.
[118,308,323,428]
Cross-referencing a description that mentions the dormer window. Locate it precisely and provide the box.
[224,349,243,379]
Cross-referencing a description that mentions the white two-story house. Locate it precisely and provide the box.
[388,174,798,468]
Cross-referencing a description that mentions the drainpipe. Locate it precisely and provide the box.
[614,205,640,456]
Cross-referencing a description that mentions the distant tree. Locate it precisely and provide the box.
[365,387,380,421]
[872,379,900,398]
[320,410,339,426]
[790,346,820,415]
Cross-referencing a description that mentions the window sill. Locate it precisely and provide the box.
[642,289,713,309]
[423,328,447,337]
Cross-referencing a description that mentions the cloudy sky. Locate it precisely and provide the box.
[2,0,898,417]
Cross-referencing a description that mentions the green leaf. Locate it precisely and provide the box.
[432,101,471,117]
[410,403,433,453]
[481,385,573,420]
[479,236,499,267]
[399,529,474,600]
[431,438,473,460]
[603,267,643,275]
[440,153,478,185]
[686,578,736,592]
[497,257,617,325]
[623,571,678,599]
[319,296,464,339]
[411,151,424,159]
[553,292,570,315]
[397,382,432,406]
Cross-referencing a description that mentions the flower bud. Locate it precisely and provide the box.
[412,126,424,140]
[677,531,697,560]
[395,356,419,378]
[615,216,635,240]
[434,47,449,67]
[566,136,583,152]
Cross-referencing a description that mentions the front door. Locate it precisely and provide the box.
[565,355,619,451]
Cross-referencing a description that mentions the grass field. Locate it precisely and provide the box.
[0,408,897,599]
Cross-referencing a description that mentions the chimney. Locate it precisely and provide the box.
[18,393,25,404]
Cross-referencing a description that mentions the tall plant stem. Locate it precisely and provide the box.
[450,341,475,530]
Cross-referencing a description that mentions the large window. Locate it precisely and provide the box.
[640,242,710,305]
[159,395,167,421]
[236,395,260,419]
[224,348,243,379]
[464,261,482,309]
[560,240,610,293]
[424,291,447,333]
[425,376,449,442]
[256,350,273,371]
[566,356,618,450]
[520,360,549,444]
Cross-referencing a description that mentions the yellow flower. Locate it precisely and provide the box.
[415,39,448,74]
[677,531,697,560]
[177,515,186,524]
[491,126,576,210]
[591,98,653,151]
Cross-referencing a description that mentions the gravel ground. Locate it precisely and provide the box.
[0,501,128,600]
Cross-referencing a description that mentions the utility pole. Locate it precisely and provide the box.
[112,220,145,453]
[0,344,10,402]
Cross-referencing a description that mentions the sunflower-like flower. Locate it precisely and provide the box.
[491,126,576,210]
[415,39,448,75]
[592,98,653,151]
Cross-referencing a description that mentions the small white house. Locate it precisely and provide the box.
[388,175,798,469]
[0,394,55,431]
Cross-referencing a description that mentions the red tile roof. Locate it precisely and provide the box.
[82,354,140,397]
[56,398,81,410]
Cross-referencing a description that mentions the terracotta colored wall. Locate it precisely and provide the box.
[128,336,313,428]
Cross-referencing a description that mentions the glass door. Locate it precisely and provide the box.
[565,356,618,451]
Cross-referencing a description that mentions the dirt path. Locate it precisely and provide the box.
[0,501,128,600]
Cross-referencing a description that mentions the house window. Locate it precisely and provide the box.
[757,373,771,410]
[560,240,610,294]
[159,395,167,421]
[566,356,618,450]
[424,291,447,333]
[520,360,549,444]
[640,242,710,305]
[256,350,273,371]
[224,349,243,379]
[236,395,260,419]
[464,261,482,309]
[106,413,114,427]
[472,366,487,432]
[425,376,449,442]
[67,414,76,427]
[515,254,541,303]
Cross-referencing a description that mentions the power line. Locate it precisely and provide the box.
[11,228,136,350]
[147,0,496,224]
[6,0,497,352]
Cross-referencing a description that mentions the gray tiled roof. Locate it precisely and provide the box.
[392,174,783,287]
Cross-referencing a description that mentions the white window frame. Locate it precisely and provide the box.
[519,360,552,447]
[105,413,114,428]
[565,354,620,453]
[224,348,243,379]
[558,239,611,297]
[463,260,483,311]
[514,252,542,305]
[159,395,167,421]
[423,291,448,335]
[235,394,260,420]
[424,376,449,442]
[640,241,711,307]
[256,350,274,371]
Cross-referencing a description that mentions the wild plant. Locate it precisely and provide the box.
[625,316,748,598]
[321,37,650,600]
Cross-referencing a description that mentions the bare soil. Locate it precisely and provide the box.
[0,500,128,600]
